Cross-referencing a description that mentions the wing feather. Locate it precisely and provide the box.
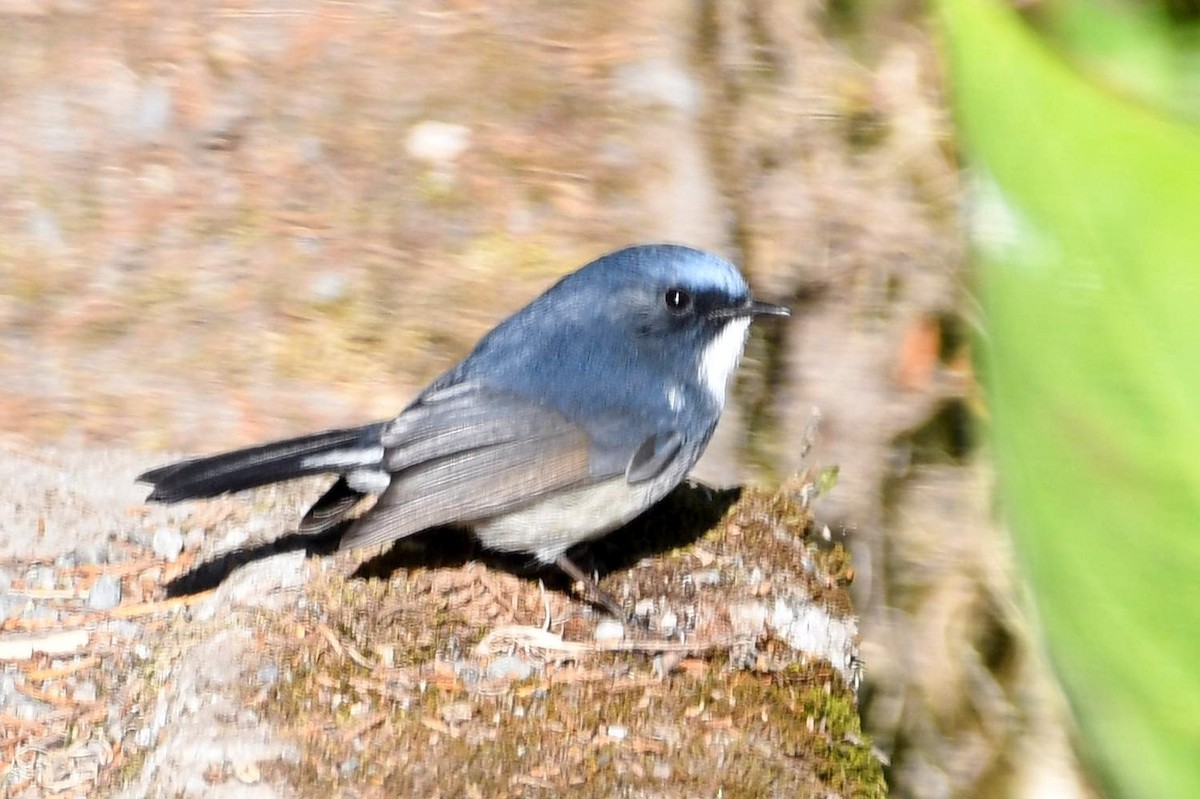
[381,385,577,472]
[339,385,596,551]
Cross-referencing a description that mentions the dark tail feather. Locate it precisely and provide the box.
[138,422,387,502]
[298,476,367,534]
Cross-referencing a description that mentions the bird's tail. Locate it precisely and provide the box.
[138,422,387,502]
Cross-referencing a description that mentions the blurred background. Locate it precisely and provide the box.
[1,0,1197,797]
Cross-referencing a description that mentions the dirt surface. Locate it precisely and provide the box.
[0,1,1088,797]
[1,439,882,797]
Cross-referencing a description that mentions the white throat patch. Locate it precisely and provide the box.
[699,317,751,406]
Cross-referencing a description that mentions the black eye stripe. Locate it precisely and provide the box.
[664,287,692,313]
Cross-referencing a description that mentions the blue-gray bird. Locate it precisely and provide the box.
[138,244,789,614]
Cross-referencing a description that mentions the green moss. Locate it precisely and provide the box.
[247,477,880,797]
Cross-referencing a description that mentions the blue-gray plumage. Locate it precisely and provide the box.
[138,244,789,614]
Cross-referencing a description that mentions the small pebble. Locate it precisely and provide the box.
[72,682,98,703]
[152,526,184,562]
[405,120,471,164]
[218,527,249,551]
[308,271,347,303]
[257,664,280,685]
[728,601,768,633]
[219,550,305,609]
[233,761,261,784]
[691,569,722,587]
[28,565,56,591]
[485,655,534,682]
[153,699,169,731]
[28,205,65,251]
[606,724,629,740]
[441,701,474,725]
[0,568,11,595]
[15,695,53,720]
[594,619,626,643]
[127,526,154,549]
[184,529,205,552]
[135,81,172,140]
[374,643,395,668]
[87,575,122,611]
[339,758,359,777]
[3,594,24,620]
[22,603,58,622]
[634,598,656,617]
[450,660,480,687]
[659,610,678,634]
[651,652,677,680]
[107,620,143,638]
[76,543,109,565]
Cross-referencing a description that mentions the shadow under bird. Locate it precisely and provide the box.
[138,244,789,614]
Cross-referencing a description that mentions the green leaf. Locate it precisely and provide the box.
[935,0,1200,796]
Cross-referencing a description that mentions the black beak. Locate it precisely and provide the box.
[709,299,791,320]
[746,299,790,318]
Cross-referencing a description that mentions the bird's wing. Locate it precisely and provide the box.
[338,383,679,552]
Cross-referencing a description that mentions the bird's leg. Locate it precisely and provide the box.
[555,554,627,619]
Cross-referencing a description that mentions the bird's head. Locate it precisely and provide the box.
[564,244,790,405]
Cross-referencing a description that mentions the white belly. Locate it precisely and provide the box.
[471,478,664,564]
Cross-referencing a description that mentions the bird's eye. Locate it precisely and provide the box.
[663,287,692,314]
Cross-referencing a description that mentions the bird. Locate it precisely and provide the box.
[138,244,789,615]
